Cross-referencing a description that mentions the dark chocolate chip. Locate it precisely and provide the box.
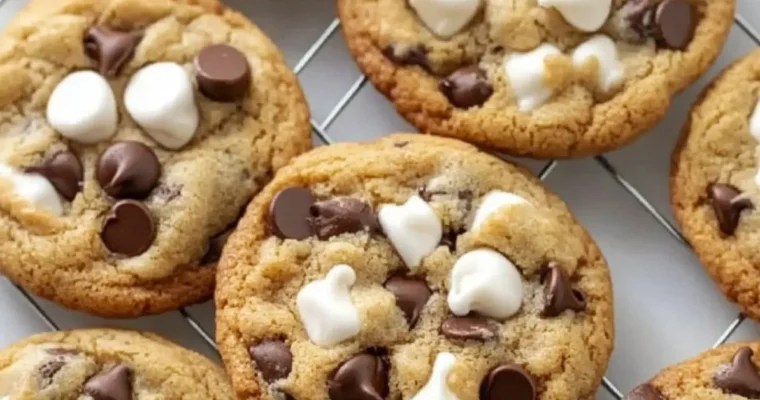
[201,229,233,265]
[439,66,493,108]
[97,141,161,199]
[714,347,760,397]
[479,364,536,400]
[195,44,251,102]
[328,353,389,400]
[84,27,142,77]
[25,151,83,201]
[417,186,445,202]
[268,187,315,240]
[620,0,655,40]
[625,384,664,400]
[383,275,431,328]
[441,228,465,252]
[101,200,156,257]
[309,198,380,240]
[654,0,695,50]
[708,183,753,236]
[441,315,498,341]
[542,262,586,317]
[84,364,133,400]
[382,43,429,71]
[249,340,293,383]
[39,360,66,387]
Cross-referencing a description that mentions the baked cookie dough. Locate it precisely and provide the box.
[0,328,234,400]
[0,0,310,316]
[215,134,614,400]
[338,0,734,158]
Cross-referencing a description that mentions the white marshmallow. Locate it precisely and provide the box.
[504,44,562,111]
[0,164,63,216]
[411,353,460,400]
[572,35,624,92]
[124,62,199,150]
[471,190,529,231]
[409,0,481,38]
[46,71,117,144]
[378,195,442,271]
[448,249,523,320]
[296,265,361,347]
[538,0,612,32]
[750,98,760,142]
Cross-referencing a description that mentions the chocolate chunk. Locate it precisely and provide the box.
[439,66,493,108]
[84,364,133,400]
[441,315,498,341]
[195,44,251,102]
[708,183,753,236]
[25,151,83,201]
[542,262,586,317]
[328,353,389,400]
[479,364,536,400]
[653,0,695,50]
[97,141,161,199]
[441,228,465,252]
[101,200,156,257]
[268,187,315,240]
[382,43,429,71]
[39,360,66,387]
[84,27,142,77]
[383,275,432,328]
[249,340,293,382]
[309,198,380,240]
[625,384,664,400]
[620,0,655,40]
[714,347,760,397]
[201,229,233,265]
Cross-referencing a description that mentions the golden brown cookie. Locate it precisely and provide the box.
[216,134,614,400]
[337,0,734,158]
[0,0,310,317]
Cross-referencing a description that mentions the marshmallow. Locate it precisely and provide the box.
[0,164,63,216]
[448,249,523,320]
[504,44,562,111]
[750,98,760,142]
[409,0,481,38]
[538,0,612,32]
[296,265,361,346]
[411,353,460,400]
[124,62,199,150]
[46,71,118,144]
[572,35,624,92]
[378,195,442,271]
[471,190,529,231]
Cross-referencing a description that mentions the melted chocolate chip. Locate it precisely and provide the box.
[714,347,760,397]
[708,183,753,236]
[268,187,315,240]
[480,364,536,400]
[25,151,83,201]
[625,384,664,400]
[439,66,493,108]
[441,228,465,252]
[309,198,380,240]
[382,43,429,71]
[39,360,66,387]
[328,353,389,400]
[249,340,293,382]
[84,365,133,400]
[441,315,498,341]
[84,27,142,77]
[542,262,586,317]
[383,275,432,328]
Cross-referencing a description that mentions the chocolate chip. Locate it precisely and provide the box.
[418,186,445,202]
[441,228,465,252]
[714,347,760,397]
[653,0,695,50]
[382,43,429,71]
[268,187,315,240]
[439,66,493,108]
[25,151,83,201]
[84,27,142,77]
[441,315,498,341]
[84,364,133,400]
[97,142,161,199]
[708,183,753,236]
[309,198,380,240]
[383,275,431,328]
[625,384,663,400]
[328,353,389,400]
[479,364,536,400]
[201,229,233,265]
[195,44,251,102]
[249,340,293,383]
[39,360,66,387]
[542,262,586,317]
[393,141,409,148]
[101,200,156,257]
[620,0,655,41]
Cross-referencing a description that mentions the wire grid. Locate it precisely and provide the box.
[1,5,759,400]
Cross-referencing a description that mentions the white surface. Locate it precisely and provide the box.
[0,1,759,399]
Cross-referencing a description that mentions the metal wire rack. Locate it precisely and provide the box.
[2,2,760,399]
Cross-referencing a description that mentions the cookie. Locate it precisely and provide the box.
[0,328,234,399]
[215,134,613,400]
[671,48,760,322]
[337,0,734,159]
[623,343,760,399]
[0,0,311,316]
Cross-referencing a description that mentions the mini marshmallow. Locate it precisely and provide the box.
[296,265,361,346]
[0,164,63,216]
[471,190,529,231]
[124,62,199,150]
[572,35,624,92]
[505,44,562,112]
[448,249,523,320]
[411,353,460,400]
[409,0,481,38]
[538,0,612,32]
[46,71,117,144]
[378,195,442,271]
[750,98,760,142]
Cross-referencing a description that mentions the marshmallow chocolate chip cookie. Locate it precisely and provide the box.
[216,134,613,400]
[338,0,734,158]
[0,328,234,400]
[0,0,310,316]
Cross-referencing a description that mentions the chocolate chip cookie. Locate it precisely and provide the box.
[337,0,734,158]
[671,48,760,322]
[215,134,613,399]
[0,328,233,400]
[0,0,310,316]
